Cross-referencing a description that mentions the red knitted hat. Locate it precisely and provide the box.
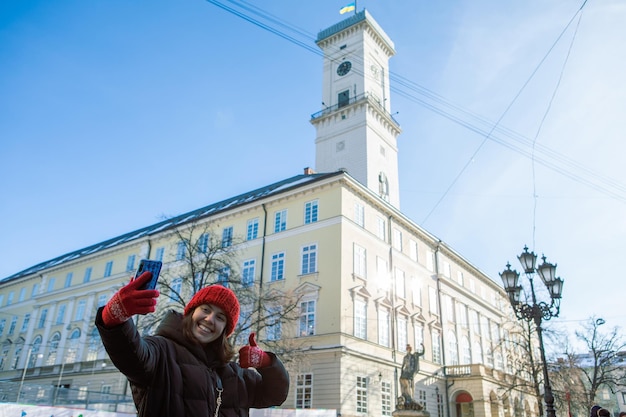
[184,285,240,337]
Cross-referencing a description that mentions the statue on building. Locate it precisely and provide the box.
[397,343,425,411]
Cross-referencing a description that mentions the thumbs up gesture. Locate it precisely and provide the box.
[238,333,271,368]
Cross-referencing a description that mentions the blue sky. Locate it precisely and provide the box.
[1,0,625,346]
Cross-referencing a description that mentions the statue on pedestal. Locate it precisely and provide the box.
[397,343,425,411]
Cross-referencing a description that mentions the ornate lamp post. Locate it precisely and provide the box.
[499,246,564,417]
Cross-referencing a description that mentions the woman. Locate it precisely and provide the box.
[95,271,289,417]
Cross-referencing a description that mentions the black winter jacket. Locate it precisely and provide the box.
[96,308,289,417]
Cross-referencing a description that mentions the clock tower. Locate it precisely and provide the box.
[311,10,402,207]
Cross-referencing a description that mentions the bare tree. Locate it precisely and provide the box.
[551,317,626,415]
[499,318,560,417]
[135,219,306,365]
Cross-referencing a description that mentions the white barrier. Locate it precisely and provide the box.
[0,403,136,417]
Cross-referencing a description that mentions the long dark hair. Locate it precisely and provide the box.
[182,309,236,363]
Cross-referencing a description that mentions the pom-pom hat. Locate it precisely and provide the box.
[184,285,240,337]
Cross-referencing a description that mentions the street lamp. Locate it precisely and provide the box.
[499,246,564,417]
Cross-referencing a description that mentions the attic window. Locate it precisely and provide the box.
[340,44,347,50]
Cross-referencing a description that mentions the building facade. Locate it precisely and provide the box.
[0,10,538,417]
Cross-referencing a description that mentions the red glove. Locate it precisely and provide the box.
[102,272,160,327]
[239,333,271,368]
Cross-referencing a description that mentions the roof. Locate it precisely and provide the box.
[2,171,341,283]
[316,9,394,53]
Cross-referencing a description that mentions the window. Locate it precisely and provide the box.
[301,244,317,275]
[376,216,386,241]
[443,295,454,322]
[447,331,459,365]
[56,304,66,325]
[457,271,464,286]
[395,268,405,298]
[417,389,427,409]
[378,308,390,347]
[428,287,438,315]
[78,386,88,401]
[46,279,55,293]
[242,259,256,287]
[88,328,101,362]
[304,200,318,224]
[412,279,421,307]
[104,261,113,277]
[18,288,26,302]
[296,373,313,409]
[38,309,48,329]
[457,303,468,329]
[235,308,252,346]
[274,210,287,232]
[97,294,107,308]
[397,317,407,351]
[75,300,87,321]
[222,226,233,248]
[414,323,424,348]
[31,284,39,298]
[198,233,209,253]
[21,314,30,332]
[381,381,392,416]
[353,244,366,278]
[126,255,136,272]
[46,333,60,365]
[266,306,282,341]
[246,218,259,240]
[338,89,349,108]
[171,278,183,302]
[30,336,42,367]
[176,240,187,260]
[356,376,368,413]
[8,316,17,335]
[67,329,80,363]
[64,273,73,288]
[0,319,5,336]
[437,392,444,417]
[432,329,442,364]
[217,267,230,285]
[299,300,315,336]
[155,247,165,262]
[392,228,402,251]
[409,240,418,261]
[354,298,367,339]
[473,341,483,364]
[83,267,93,284]
[354,203,365,227]
[271,252,285,282]
[426,250,435,271]
[7,291,14,305]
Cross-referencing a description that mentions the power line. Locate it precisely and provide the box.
[202,0,626,211]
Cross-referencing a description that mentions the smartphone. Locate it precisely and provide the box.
[135,259,162,290]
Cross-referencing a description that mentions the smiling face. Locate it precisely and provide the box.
[190,303,227,344]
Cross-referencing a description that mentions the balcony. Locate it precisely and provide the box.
[310,92,400,126]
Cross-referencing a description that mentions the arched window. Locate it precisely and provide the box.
[46,332,61,365]
[66,329,81,363]
[29,336,43,367]
[86,327,101,361]
[447,331,458,365]
[461,336,471,364]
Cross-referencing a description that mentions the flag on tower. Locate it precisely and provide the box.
[340,2,356,14]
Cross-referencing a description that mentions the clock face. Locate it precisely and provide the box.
[337,61,352,76]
